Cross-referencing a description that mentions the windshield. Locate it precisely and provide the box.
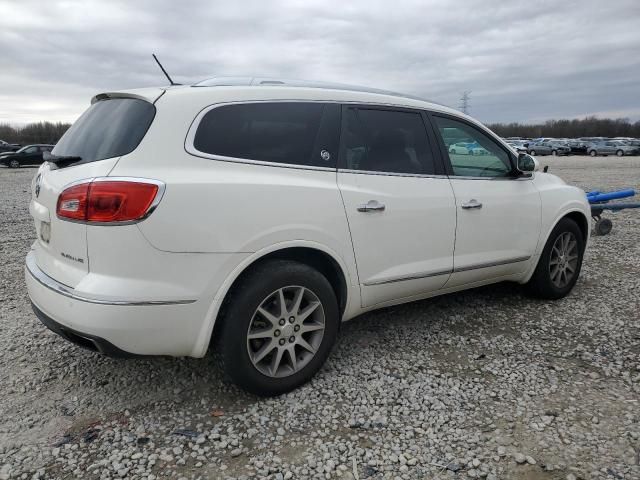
[52,98,155,164]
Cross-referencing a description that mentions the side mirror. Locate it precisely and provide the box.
[517,153,538,173]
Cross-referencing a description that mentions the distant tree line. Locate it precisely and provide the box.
[0,122,71,146]
[487,117,640,139]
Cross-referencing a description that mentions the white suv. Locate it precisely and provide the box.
[25,78,590,395]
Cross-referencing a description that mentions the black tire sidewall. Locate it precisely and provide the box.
[531,218,585,299]
[219,260,339,396]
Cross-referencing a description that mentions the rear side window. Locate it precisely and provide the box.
[341,107,436,175]
[53,98,155,164]
[193,102,340,168]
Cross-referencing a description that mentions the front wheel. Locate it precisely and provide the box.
[9,159,20,168]
[217,259,339,396]
[526,218,585,299]
[552,149,558,156]
[616,150,624,157]
[589,150,597,157]
[529,150,536,156]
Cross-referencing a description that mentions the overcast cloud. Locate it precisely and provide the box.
[1,0,639,125]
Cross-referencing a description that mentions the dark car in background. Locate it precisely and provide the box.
[527,141,571,156]
[0,140,21,153]
[0,144,54,168]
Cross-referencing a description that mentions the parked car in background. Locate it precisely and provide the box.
[566,140,588,155]
[0,144,54,168]
[587,141,637,157]
[25,77,590,395]
[448,141,488,156]
[0,139,21,153]
[506,140,528,153]
[527,141,571,156]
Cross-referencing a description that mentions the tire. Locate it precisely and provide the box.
[595,218,612,236]
[589,150,597,157]
[526,218,585,300]
[529,150,536,156]
[616,150,624,157]
[9,159,19,168]
[217,259,339,396]
[552,149,558,156]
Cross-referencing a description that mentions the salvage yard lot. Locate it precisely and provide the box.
[0,157,638,480]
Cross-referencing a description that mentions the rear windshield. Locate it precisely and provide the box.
[53,98,155,164]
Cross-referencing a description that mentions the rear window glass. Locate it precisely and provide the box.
[52,98,155,164]
[193,102,339,168]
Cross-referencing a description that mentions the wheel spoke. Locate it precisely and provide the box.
[252,340,275,364]
[287,346,298,372]
[247,327,273,340]
[297,301,320,322]
[566,262,575,273]
[300,322,324,334]
[270,347,285,376]
[297,337,316,354]
[567,240,577,255]
[257,306,279,326]
[549,257,560,266]
[550,264,560,280]
[292,287,304,316]
[277,288,288,317]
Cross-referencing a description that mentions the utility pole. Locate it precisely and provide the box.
[459,91,471,115]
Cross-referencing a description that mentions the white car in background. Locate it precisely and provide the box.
[25,78,590,395]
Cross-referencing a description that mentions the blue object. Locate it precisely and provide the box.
[587,189,636,203]
[591,202,640,211]
[586,191,600,197]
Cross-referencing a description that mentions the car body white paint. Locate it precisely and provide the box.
[25,81,591,358]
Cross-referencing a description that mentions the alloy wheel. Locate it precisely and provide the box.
[9,160,19,168]
[549,232,579,289]
[246,286,325,378]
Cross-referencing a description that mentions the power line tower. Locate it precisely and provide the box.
[459,91,471,115]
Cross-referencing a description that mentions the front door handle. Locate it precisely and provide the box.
[357,200,386,212]
[461,199,483,209]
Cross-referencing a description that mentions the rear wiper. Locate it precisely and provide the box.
[43,151,82,168]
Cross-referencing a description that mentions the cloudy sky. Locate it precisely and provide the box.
[1,0,639,125]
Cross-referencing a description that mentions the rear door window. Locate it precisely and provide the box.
[341,107,436,175]
[193,102,340,168]
[52,98,156,164]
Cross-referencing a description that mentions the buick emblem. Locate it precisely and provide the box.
[320,149,331,162]
[35,174,41,198]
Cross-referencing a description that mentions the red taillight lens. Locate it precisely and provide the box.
[57,180,160,223]
[56,183,89,221]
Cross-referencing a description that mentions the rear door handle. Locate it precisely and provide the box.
[461,199,482,209]
[357,200,386,212]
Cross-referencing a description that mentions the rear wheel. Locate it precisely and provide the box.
[529,150,536,156]
[526,218,584,299]
[552,149,558,156]
[589,150,597,157]
[616,149,624,157]
[217,259,339,396]
[9,159,19,168]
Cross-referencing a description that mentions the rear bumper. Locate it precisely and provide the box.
[31,302,139,358]
[25,250,209,357]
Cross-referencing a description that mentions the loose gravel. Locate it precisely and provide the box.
[1,157,639,480]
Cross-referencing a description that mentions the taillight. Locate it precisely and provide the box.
[57,179,162,223]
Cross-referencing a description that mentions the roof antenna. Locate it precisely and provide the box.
[152,54,180,86]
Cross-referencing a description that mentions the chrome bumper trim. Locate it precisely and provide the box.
[25,252,196,306]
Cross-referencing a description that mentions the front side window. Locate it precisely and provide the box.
[434,116,512,177]
[193,102,340,168]
[342,107,436,175]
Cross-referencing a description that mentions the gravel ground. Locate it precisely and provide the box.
[0,157,639,480]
